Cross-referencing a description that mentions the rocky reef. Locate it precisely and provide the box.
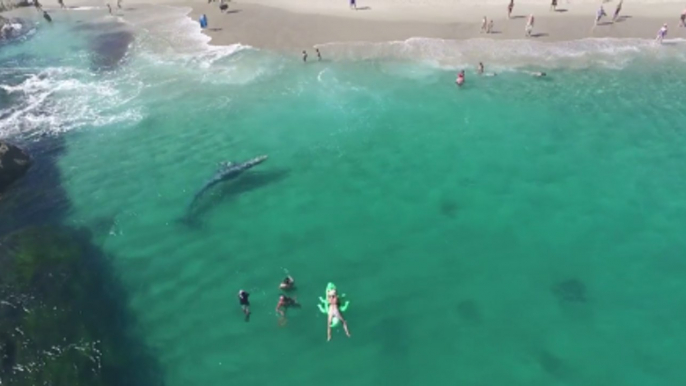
[0,140,32,193]
[0,225,162,386]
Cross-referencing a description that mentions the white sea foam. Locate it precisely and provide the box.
[122,5,281,86]
[0,67,143,137]
[318,37,686,71]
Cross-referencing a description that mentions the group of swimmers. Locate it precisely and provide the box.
[456,62,545,86]
[237,275,351,341]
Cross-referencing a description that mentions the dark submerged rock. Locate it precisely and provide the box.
[0,140,32,193]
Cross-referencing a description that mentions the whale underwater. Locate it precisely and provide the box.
[187,155,269,211]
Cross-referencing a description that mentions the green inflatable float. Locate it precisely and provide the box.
[317,282,350,327]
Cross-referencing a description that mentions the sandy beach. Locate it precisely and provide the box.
[186,1,684,50]
[8,0,684,51]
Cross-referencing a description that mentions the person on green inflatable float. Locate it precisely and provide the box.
[317,283,351,341]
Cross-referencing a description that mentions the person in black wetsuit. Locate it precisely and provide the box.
[43,11,52,22]
[238,290,250,321]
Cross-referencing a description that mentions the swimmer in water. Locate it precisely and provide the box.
[276,295,299,324]
[456,70,465,86]
[42,10,52,22]
[238,290,250,321]
[316,48,322,61]
[326,289,351,341]
[532,71,547,77]
[655,23,668,43]
[279,275,295,291]
[477,62,484,75]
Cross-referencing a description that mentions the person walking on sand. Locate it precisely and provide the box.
[107,3,112,14]
[507,0,514,19]
[594,4,607,28]
[58,0,65,9]
[480,16,488,33]
[525,14,534,37]
[550,0,557,12]
[350,0,357,10]
[238,290,250,321]
[302,50,308,62]
[487,19,494,33]
[655,23,668,43]
[680,8,686,27]
[612,0,623,22]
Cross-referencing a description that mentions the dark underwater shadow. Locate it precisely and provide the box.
[0,133,163,386]
[179,169,289,228]
[0,135,69,235]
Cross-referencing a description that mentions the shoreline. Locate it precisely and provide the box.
[186,1,684,51]
[3,0,685,54]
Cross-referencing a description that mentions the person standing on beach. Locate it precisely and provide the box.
[107,3,112,14]
[525,14,534,37]
[487,19,494,33]
[655,23,668,43]
[480,16,488,33]
[680,8,686,27]
[350,0,357,10]
[507,0,514,19]
[614,1,624,21]
[302,50,308,62]
[58,0,65,9]
[550,0,557,12]
[238,290,251,321]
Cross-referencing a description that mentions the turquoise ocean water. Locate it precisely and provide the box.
[2,5,686,385]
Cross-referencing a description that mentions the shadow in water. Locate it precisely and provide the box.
[0,136,69,235]
[0,133,163,386]
[180,169,289,227]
